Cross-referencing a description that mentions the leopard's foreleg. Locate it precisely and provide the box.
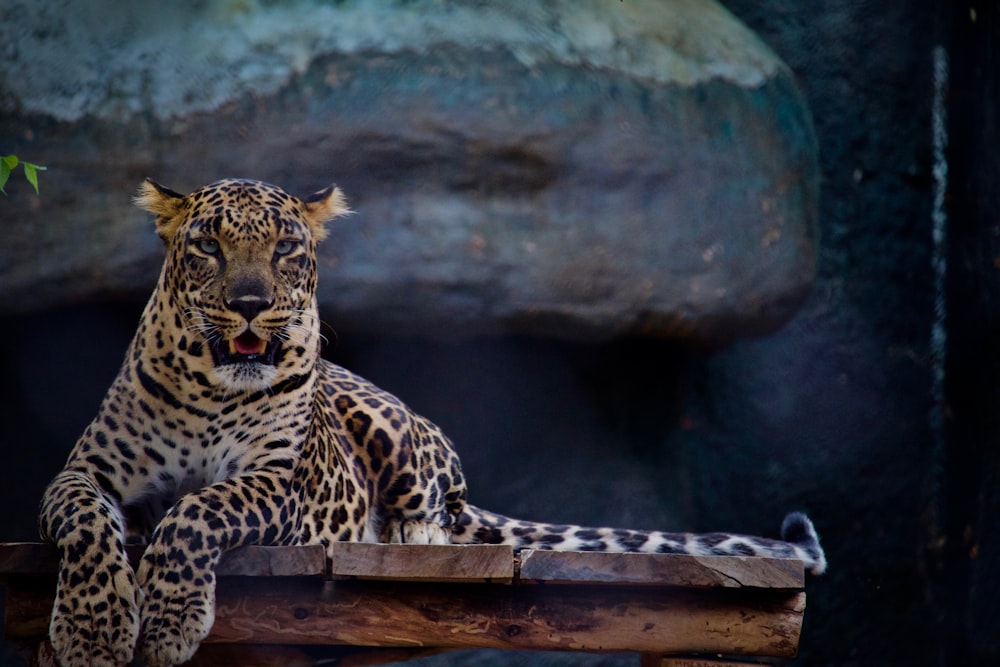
[40,469,140,667]
[136,469,301,667]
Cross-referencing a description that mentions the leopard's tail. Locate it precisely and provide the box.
[452,505,827,576]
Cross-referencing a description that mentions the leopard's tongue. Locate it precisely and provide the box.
[232,331,266,355]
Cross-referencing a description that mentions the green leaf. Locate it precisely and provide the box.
[22,162,47,195]
[0,155,17,195]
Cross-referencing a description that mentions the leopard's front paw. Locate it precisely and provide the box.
[136,555,216,667]
[50,553,140,667]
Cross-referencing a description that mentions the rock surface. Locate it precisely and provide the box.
[0,0,818,341]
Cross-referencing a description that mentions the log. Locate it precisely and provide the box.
[205,579,806,656]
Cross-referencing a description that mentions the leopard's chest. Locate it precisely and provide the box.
[119,368,314,486]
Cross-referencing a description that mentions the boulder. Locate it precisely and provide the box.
[0,0,818,341]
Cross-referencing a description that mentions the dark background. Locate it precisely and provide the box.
[1,1,997,665]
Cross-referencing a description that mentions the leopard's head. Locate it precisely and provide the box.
[136,178,349,392]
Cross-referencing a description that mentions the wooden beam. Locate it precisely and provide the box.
[0,543,326,578]
[328,542,514,583]
[519,550,804,589]
[216,544,326,577]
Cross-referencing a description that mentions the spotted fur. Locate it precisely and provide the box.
[39,178,826,667]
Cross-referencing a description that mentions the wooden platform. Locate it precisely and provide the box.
[0,542,808,666]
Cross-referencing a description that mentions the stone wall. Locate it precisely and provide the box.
[0,0,817,341]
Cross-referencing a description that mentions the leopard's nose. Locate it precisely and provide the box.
[225,294,273,322]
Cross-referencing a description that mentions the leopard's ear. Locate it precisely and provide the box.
[301,184,350,243]
[134,178,188,243]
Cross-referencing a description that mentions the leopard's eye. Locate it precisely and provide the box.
[274,239,297,256]
[196,238,220,255]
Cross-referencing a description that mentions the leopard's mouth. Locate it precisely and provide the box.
[210,330,280,366]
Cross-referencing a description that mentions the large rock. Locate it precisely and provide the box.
[0,0,818,341]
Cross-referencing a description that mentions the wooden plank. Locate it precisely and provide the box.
[328,543,514,583]
[204,579,805,657]
[0,543,159,574]
[216,545,326,578]
[0,543,325,578]
[519,550,804,590]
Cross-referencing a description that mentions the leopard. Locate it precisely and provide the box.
[39,178,827,667]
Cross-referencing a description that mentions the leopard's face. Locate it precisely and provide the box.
[170,182,320,390]
[136,178,348,392]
